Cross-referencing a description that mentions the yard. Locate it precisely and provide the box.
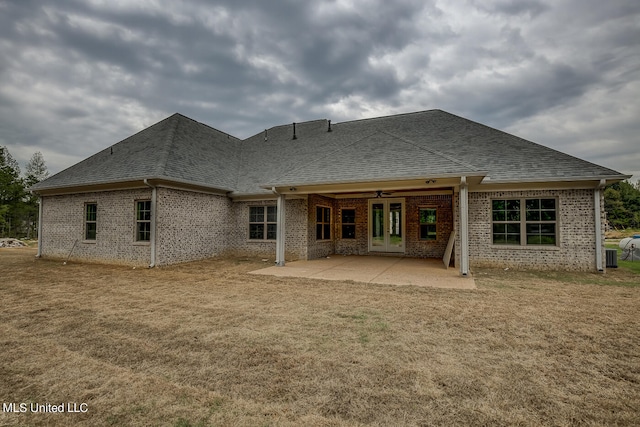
[1,248,639,426]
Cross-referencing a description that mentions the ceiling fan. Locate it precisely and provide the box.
[369,190,393,198]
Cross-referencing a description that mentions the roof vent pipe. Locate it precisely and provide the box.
[327,120,332,132]
[264,129,268,141]
[292,122,297,140]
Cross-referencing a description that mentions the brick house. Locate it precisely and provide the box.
[31,110,629,274]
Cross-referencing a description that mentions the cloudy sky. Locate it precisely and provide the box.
[1,0,638,182]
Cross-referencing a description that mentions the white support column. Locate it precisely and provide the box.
[275,191,286,266]
[36,196,43,258]
[144,179,157,268]
[460,176,470,276]
[594,179,606,272]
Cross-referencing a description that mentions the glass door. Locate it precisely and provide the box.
[371,202,385,249]
[368,198,405,253]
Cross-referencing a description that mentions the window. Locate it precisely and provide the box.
[341,208,356,239]
[136,200,151,242]
[249,206,277,240]
[492,198,556,245]
[85,203,97,240]
[525,199,557,245]
[492,200,521,245]
[419,208,437,241]
[316,206,331,240]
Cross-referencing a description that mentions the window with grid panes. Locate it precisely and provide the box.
[85,203,97,240]
[419,208,437,241]
[136,200,151,242]
[341,208,356,239]
[316,206,331,240]
[492,198,556,245]
[249,206,277,240]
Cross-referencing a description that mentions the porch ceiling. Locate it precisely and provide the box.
[267,175,484,196]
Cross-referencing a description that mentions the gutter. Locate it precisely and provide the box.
[31,176,234,196]
[143,179,157,268]
[480,174,631,185]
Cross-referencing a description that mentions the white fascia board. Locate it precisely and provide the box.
[471,177,631,193]
[32,176,234,196]
[259,172,488,191]
[264,175,487,196]
[481,174,631,185]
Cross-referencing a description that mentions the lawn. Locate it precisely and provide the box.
[1,248,639,426]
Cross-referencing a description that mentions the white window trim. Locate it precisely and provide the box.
[418,206,438,242]
[340,207,356,240]
[135,200,152,243]
[316,205,332,241]
[83,202,97,243]
[490,197,559,248]
[248,205,277,241]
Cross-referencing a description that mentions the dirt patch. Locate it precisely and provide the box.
[1,248,639,426]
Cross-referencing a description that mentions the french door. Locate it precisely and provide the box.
[368,198,405,253]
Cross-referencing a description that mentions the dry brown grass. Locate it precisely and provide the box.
[1,248,639,426]
[606,228,640,240]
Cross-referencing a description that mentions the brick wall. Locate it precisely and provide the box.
[465,189,600,271]
[331,195,454,258]
[226,198,308,261]
[307,195,335,259]
[405,195,453,258]
[334,198,368,255]
[155,188,233,265]
[40,189,152,265]
[41,187,602,270]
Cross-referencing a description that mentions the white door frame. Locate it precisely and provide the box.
[368,198,405,253]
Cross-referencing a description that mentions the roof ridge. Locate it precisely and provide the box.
[244,118,329,141]
[171,113,241,141]
[380,130,480,172]
[333,109,440,126]
[155,114,181,176]
[234,137,246,190]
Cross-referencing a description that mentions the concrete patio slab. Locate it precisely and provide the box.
[249,255,475,289]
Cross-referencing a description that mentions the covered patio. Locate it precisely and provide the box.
[249,255,476,289]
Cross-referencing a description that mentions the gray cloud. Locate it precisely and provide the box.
[0,0,638,182]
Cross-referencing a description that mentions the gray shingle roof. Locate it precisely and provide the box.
[32,109,627,195]
[261,130,481,187]
[31,113,240,192]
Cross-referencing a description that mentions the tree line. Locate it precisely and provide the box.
[1,146,49,238]
[605,180,640,230]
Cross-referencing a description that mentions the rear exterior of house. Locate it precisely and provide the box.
[32,110,628,273]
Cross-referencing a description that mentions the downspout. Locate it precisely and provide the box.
[272,187,286,266]
[36,196,43,258]
[143,179,157,268]
[594,179,606,272]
